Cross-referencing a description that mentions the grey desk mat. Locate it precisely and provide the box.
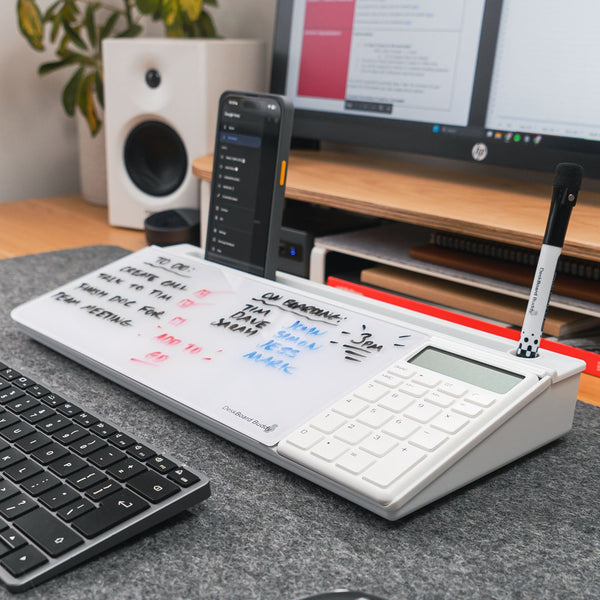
[0,246,598,600]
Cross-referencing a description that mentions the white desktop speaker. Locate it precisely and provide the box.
[103,38,266,229]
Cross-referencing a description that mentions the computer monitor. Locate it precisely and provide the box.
[270,0,600,179]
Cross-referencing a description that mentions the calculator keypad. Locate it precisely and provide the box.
[278,359,498,505]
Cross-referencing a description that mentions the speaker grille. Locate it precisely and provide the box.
[124,121,188,197]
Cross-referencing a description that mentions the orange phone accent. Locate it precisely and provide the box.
[280,160,287,186]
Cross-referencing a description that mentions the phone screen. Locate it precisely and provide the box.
[205,93,288,278]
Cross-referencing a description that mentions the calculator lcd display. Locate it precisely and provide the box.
[409,347,525,394]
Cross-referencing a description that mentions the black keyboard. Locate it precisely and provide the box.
[0,361,211,591]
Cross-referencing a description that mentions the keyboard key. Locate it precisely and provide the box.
[41,393,66,408]
[88,446,126,469]
[0,448,27,469]
[89,422,117,438]
[0,370,21,382]
[85,480,122,502]
[21,405,55,424]
[0,423,35,443]
[0,529,27,551]
[53,425,87,445]
[57,402,81,417]
[37,414,70,434]
[0,481,20,502]
[72,412,98,427]
[0,413,19,430]
[0,390,25,406]
[70,435,106,457]
[25,384,50,399]
[147,455,177,474]
[127,443,156,461]
[57,498,94,522]
[39,485,81,511]
[107,459,146,482]
[11,377,35,390]
[108,432,135,449]
[4,459,43,483]
[127,471,179,503]
[14,508,83,557]
[167,468,200,488]
[72,489,149,538]
[6,397,38,414]
[48,454,87,477]
[0,545,47,577]
[15,432,52,454]
[31,442,69,465]
[0,494,37,520]
[66,467,106,491]
[20,472,61,497]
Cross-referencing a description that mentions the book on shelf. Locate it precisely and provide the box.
[360,265,600,338]
[428,231,600,281]
[327,274,600,378]
[409,243,600,305]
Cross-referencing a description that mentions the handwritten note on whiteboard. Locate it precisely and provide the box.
[11,246,428,445]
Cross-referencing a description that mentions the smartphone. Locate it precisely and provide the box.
[205,91,294,279]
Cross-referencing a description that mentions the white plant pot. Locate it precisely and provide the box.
[77,113,107,206]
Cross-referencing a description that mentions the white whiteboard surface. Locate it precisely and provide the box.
[11,246,428,445]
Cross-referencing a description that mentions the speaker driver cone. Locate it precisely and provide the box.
[124,121,188,197]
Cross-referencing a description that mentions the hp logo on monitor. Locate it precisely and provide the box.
[471,143,488,162]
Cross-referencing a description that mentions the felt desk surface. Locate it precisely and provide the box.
[0,246,598,600]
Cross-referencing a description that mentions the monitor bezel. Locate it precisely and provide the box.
[270,0,600,179]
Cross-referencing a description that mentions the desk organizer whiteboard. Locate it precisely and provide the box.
[12,245,584,520]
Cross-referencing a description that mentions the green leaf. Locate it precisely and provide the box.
[61,17,87,50]
[43,0,62,22]
[38,55,79,75]
[197,11,217,37]
[179,0,202,22]
[62,65,84,116]
[95,70,104,109]
[162,0,180,27]
[99,12,120,40]
[50,15,61,43]
[84,5,97,48]
[136,0,161,15]
[116,23,143,38]
[78,74,101,136]
[17,0,44,51]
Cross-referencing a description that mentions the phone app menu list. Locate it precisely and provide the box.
[209,106,265,267]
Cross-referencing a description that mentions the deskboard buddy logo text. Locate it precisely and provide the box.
[222,405,278,433]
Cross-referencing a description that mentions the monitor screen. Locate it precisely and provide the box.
[271,0,600,178]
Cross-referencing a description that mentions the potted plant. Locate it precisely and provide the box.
[16,0,219,136]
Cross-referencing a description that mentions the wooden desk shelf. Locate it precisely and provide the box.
[193,150,600,262]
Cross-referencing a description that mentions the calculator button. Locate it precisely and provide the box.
[336,449,375,475]
[388,363,415,379]
[408,428,448,452]
[284,427,323,451]
[374,372,402,388]
[331,396,368,418]
[452,401,482,418]
[465,392,496,408]
[383,417,420,440]
[310,411,346,434]
[353,381,388,403]
[431,412,470,434]
[399,381,429,398]
[439,381,468,398]
[403,401,441,424]
[362,445,425,488]
[311,438,348,462]
[357,406,394,429]
[359,433,398,457]
[424,390,455,408]
[411,372,442,388]
[334,422,370,445]
[377,390,414,413]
